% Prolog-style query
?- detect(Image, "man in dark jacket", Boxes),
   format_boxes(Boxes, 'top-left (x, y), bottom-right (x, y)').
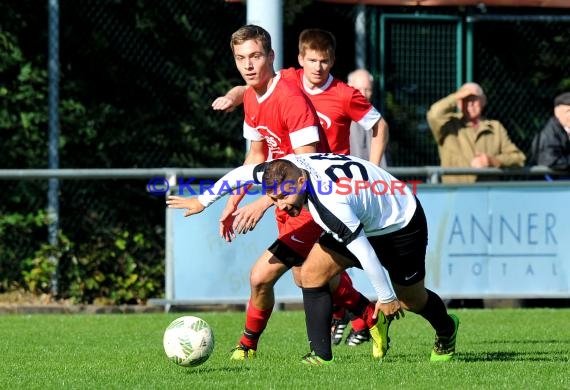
top-left (535, 92), bottom-right (570, 173)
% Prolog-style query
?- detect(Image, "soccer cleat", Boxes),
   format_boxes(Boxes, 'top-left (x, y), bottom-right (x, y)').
top-left (301, 352), bottom-right (334, 366)
top-left (369, 312), bottom-right (391, 360)
top-left (230, 344), bottom-right (256, 361)
top-left (345, 328), bottom-right (371, 346)
top-left (430, 313), bottom-right (460, 362)
top-left (331, 317), bottom-right (349, 345)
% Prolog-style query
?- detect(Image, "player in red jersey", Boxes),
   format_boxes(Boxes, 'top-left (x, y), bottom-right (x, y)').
top-left (201, 25), bottom-right (383, 361)
top-left (212, 28), bottom-right (389, 348)
top-left (213, 28), bottom-right (389, 165)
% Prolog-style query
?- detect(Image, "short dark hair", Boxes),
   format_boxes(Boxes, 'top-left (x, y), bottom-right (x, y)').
top-left (262, 159), bottom-right (302, 194)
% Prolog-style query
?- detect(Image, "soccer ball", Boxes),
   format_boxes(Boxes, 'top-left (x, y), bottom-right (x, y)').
top-left (163, 316), bottom-right (215, 367)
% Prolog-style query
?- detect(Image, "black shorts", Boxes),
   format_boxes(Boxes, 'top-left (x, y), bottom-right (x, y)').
top-left (318, 198), bottom-right (428, 286)
top-left (267, 239), bottom-right (306, 268)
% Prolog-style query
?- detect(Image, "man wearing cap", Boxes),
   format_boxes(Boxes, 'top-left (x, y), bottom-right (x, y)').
top-left (427, 82), bottom-right (526, 183)
top-left (534, 92), bottom-right (570, 173)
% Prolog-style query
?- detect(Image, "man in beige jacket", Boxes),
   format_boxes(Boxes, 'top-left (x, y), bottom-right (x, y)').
top-left (427, 82), bottom-right (526, 183)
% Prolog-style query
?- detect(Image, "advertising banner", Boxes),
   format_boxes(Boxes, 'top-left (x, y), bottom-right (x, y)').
top-left (168, 183), bottom-right (569, 303)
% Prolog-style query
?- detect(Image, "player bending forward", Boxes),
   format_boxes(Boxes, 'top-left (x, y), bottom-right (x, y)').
top-left (167, 153), bottom-right (459, 365)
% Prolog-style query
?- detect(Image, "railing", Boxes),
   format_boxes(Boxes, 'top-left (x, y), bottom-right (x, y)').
top-left (0, 166), bottom-right (564, 183)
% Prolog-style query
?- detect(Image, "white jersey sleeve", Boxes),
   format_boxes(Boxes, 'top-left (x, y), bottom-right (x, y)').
top-left (355, 106), bottom-right (382, 132)
top-left (243, 121), bottom-right (264, 141)
top-left (346, 233), bottom-right (396, 303)
top-left (197, 163), bottom-right (265, 207)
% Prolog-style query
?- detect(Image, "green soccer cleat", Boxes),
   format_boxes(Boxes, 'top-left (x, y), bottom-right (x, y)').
top-left (430, 313), bottom-right (460, 362)
top-left (369, 312), bottom-right (391, 360)
top-left (230, 344), bottom-right (256, 361)
top-left (301, 352), bottom-right (334, 366)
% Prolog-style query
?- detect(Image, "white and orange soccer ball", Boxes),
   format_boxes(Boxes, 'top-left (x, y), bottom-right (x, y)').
top-left (163, 316), bottom-right (215, 367)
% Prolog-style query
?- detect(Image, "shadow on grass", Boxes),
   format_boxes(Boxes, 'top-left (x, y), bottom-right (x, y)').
top-left (457, 351), bottom-right (570, 362)
top-left (387, 348), bottom-right (569, 363)
top-left (473, 339), bottom-right (570, 345)
top-left (181, 366), bottom-right (251, 375)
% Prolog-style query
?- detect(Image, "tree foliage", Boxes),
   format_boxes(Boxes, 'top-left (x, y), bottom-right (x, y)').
top-left (0, 0), bottom-right (249, 302)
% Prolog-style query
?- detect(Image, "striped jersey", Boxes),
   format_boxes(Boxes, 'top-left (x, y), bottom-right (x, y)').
top-left (198, 153), bottom-right (418, 302)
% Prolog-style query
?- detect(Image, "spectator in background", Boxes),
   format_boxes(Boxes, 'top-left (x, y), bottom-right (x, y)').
top-left (213, 30), bottom-right (389, 166)
top-left (533, 92), bottom-right (570, 174)
top-left (426, 82), bottom-right (526, 183)
top-left (348, 69), bottom-right (389, 168)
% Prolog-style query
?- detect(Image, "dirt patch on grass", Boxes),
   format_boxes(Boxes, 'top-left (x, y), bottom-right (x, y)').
top-left (0, 290), bottom-right (163, 314)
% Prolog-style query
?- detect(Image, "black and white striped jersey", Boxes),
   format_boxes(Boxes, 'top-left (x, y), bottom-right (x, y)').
top-left (283, 153), bottom-right (417, 244)
top-left (198, 153), bottom-right (418, 302)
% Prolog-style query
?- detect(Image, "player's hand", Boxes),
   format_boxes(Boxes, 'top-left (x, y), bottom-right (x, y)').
top-left (211, 96), bottom-right (236, 112)
top-left (232, 200), bottom-right (268, 235)
top-left (219, 203), bottom-right (237, 242)
top-left (166, 196), bottom-right (205, 217)
top-left (373, 299), bottom-right (405, 322)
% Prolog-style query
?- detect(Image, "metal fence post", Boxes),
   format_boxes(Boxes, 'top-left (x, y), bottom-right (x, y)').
top-left (164, 172), bottom-right (178, 313)
top-left (354, 4), bottom-right (366, 69)
top-left (48, 0), bottom-right (60, 296)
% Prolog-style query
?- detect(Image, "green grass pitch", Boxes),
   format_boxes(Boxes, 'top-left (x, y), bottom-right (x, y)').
top-left (0, 309), bottom-right (569, 389)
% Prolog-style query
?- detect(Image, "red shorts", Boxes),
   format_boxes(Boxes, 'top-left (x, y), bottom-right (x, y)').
top-left (274, 207), bottom-right (323, 259)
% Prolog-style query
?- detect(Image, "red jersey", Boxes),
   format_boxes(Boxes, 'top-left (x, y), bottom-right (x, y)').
top-left (280, 67), bottom-right (381, 154)
top-left (242, 72), bottom-right (329, 159)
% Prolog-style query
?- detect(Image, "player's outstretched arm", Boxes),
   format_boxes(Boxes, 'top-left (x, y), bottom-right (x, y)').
top-left (166, 196), bottom-right (206, 217)
top-left (211, 85), bottom-right (247, 112)
top-left (166, 161), bottom-right (260, 219)
top-left (219, 141), bottom-right (268, 242)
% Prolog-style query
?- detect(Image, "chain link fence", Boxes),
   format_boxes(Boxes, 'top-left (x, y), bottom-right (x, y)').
top-left (475, 15), bottom-right (570, 156)
top-left (379, 15), bottom-right (462, 167)
top-left (373, 8), bottom-right (570, 167)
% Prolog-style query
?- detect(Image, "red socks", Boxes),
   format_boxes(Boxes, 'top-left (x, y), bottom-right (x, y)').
top-left (332, 271), bottom-right (359, 308)
top-left (350, 317), bottom-right (367, 332)
top-left (239, 300), bottom-right (273, 350)
top-left (332, 271), bottom-right (376, 329)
